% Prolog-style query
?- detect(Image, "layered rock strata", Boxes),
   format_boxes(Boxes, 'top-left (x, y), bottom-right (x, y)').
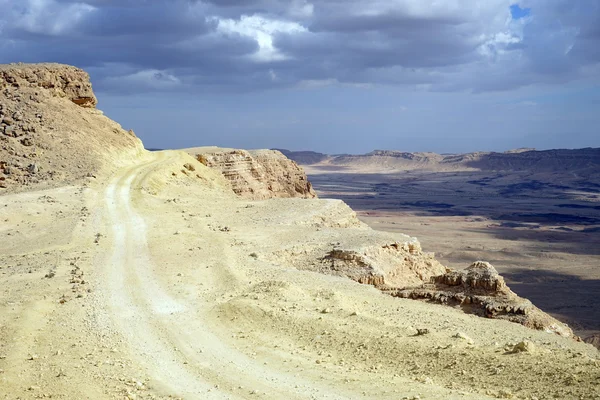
top-left (193, 148), bottom-right (316, 200)
top-left (271, 220), bottom-right (575, 337)
top-left (386, 261), bottom-right (574, 337)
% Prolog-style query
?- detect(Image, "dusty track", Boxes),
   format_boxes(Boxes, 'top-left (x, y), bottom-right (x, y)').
top-left (100, 151), bottom-right (356, 399)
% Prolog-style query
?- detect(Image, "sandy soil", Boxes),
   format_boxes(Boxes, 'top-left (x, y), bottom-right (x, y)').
top-left (1, 150), bottom-right (600, 399)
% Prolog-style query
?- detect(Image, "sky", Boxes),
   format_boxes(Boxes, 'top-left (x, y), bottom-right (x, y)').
top-left (0, 0), bottom-right (599, 154)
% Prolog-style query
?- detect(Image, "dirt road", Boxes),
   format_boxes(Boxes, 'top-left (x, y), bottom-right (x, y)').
top-left (100, 151), bottom-right (361, 399)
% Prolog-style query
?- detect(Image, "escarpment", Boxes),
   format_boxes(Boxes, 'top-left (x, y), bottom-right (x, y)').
top-left (0, 63), bottom-right (144, 192)
top-left (187, 147), bottom-right (316, 200)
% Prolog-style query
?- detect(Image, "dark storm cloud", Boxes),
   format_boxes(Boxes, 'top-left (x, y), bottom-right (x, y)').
top-left (0, 0), bottom-right (599, 93)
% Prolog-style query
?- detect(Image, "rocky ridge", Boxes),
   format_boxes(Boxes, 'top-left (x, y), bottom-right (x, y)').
top-left (262, 207), bottom-right (574, 338)
top-left (188, 147), bottom-right (316, 200)
top-left (0, 63), bottom-right (143, 192)
top-left (1, 63), bottom-right (97, 108)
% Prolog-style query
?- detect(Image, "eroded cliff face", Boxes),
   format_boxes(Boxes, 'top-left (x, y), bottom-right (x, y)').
top-left (389, 261), bottom-right (574, 337)
top-left (190, 147), bottom-right (317, 200)
top-left (0, 63), bottom-right (144, 192)
top-left (0, 63), bottom-right (97, 108)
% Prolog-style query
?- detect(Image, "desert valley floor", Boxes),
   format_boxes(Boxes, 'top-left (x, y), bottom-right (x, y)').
top-left (304, 163), bottom-right (600, 340)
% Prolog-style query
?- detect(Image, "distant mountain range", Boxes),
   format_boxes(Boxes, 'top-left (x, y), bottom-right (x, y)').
top-left (274, 147), bottom-right (600, 178)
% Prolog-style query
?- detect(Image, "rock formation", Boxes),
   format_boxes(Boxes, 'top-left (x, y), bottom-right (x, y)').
top-left (255, 197), bottom-right (576, 337)
top-left (325, 239), bottom-right (447, 288)
top-left (0, 63), bottom-right (97, 107)
top-left (387, 261), bottom-right (574, 337)
top-left (0, 63), bottom-right (143, 192)
top-left (189, 147), bottom-right (316, 200)
top-left (316, 242), bottom-right (573, 337)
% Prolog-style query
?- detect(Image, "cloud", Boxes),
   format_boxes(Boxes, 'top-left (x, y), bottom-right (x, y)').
top-left (212, 14), bottom-right (307, 62)
top-left (0, 0), bottom-right (598, 93)
top-left (11, 0), bottom-right (95, 36)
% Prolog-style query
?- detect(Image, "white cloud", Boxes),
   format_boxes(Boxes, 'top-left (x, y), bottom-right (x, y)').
top-left (212, 14), bottom-right (307, 62)
top-left (13, 0), bottom-right (95, 36)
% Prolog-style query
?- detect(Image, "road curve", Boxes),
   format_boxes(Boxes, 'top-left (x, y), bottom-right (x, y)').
top-left (101, 151), bottom-right (351, 399)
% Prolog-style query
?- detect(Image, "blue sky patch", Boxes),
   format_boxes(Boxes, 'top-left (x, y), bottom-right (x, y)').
top-left (510, 4), bottom-right (531, 19)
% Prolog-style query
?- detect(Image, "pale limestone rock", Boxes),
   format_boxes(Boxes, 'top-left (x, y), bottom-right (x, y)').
top-left (192, 148), bottom-right (316, 200)
top-left (0, 63), bottom-right (143, 193)
top-left (326, 239), bottom-right (447, 288)
top-left (512, 340), bottom-right (536, 353)
top-left (0, 63), bottom-right (97, 107)
top-left (390, 261), bottom-right (574, 338)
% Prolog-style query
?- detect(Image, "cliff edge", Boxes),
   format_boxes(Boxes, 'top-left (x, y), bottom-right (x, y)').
top-left (0, 63), bottom-right (144, 192)
top-left (187, 147), bottom-right (316, 200)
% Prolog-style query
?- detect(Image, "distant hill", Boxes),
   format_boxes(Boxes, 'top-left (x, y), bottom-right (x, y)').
top-left (272, 149), bottom-right (329, 165)
top-left (282, 147), bottom-right (600, 180)
top-left (460, 148), bottom-right (600, 175)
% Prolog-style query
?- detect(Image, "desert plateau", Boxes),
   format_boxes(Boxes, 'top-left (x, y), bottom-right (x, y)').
top-left (1, 63), bottom-right (599, 400)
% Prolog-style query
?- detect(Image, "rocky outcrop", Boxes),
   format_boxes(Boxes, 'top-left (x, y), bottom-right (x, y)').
top-left (274, 234), bottom-right (571, 337)
top-left (192, 148), bottom-right (316, 200)
top-left (433, 261), bottom-right (505, 291)
top-left (387, 262), bottom-right (574, 337)
top-left (0, 63), bottom-right (97, 108)
top-left (0, 63), bottom-right (143, 192)
top-left (326, 239), bottom-right (447, 288)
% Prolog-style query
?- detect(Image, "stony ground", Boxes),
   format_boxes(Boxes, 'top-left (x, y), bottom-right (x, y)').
top-left (1, 149), bottom-right (599, 400)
